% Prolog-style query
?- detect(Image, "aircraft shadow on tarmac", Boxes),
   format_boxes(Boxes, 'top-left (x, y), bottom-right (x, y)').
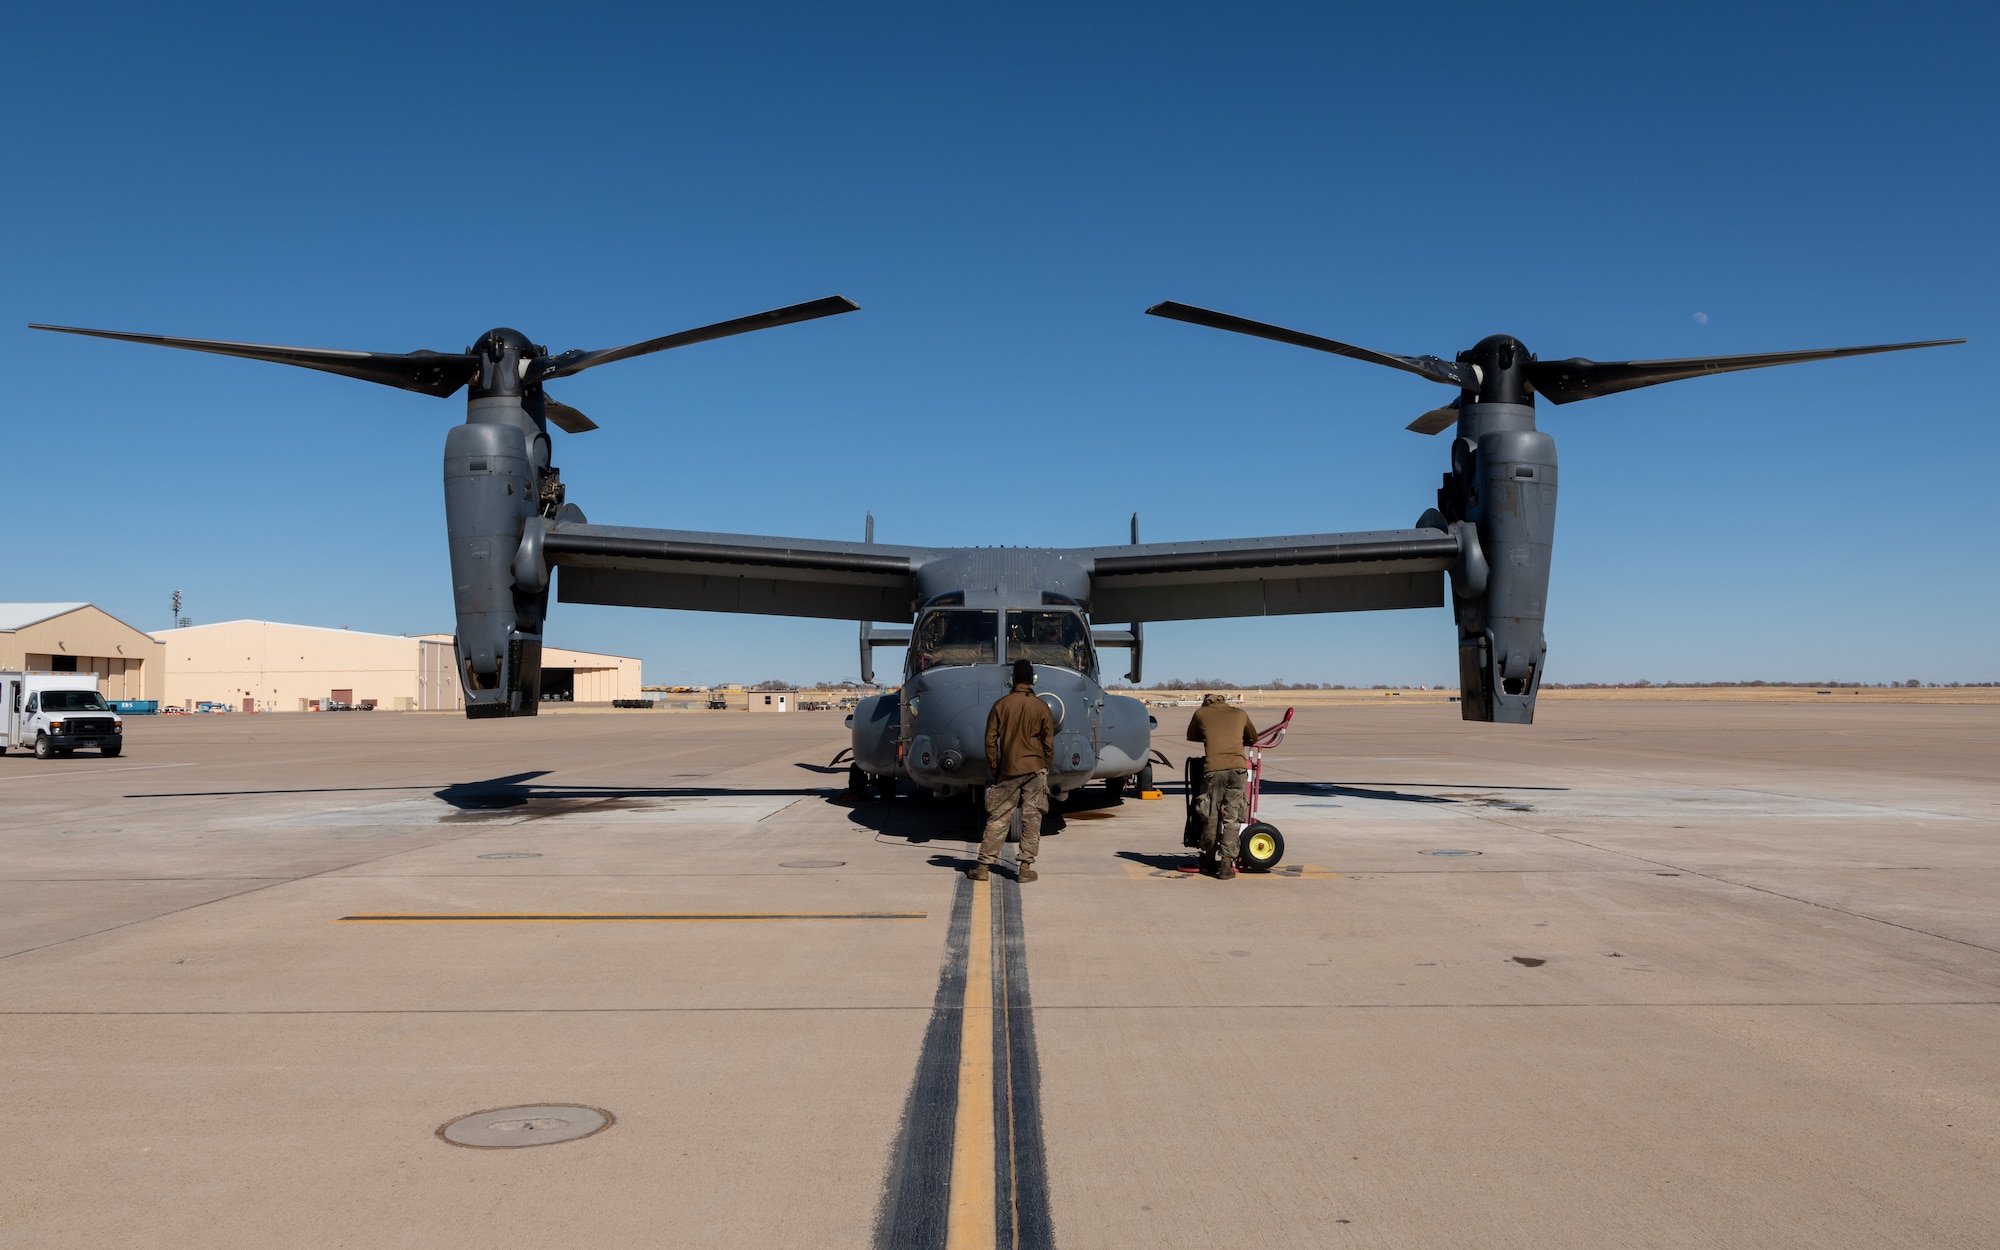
top-left (129, 769), bottom-right (840, 807)
top-left (432, 771), bottom-right (838, 819)
top-left (837, 785), bottom-right (1140, 845)
top-left (1259, 780), bottom-right (1570, 804)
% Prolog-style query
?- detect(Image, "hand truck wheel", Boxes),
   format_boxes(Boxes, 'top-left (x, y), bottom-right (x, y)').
top-left (1238, 822), bottom-right (1284, 872)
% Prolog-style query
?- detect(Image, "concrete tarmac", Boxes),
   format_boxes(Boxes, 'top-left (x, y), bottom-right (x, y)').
top-left (2, 702), bottom-right (1995, 1247)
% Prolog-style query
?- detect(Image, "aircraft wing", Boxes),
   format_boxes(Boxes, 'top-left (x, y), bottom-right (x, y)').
top-left (1078, 528), bottom-right (1460, 622)
top-left (547, 523), bottom-right (923, 622)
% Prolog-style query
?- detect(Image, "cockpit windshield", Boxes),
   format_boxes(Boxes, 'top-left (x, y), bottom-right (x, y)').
top-left (1005, 610), bottom-right (1094, 675)
top-left (911, 609), bottom-right (998, 671)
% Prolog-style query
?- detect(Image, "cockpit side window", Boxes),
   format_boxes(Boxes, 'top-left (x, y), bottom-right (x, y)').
top-left (1004, 610), bottom-right (1095, 676)
top-left (911, 609), bottom-right (998, 672)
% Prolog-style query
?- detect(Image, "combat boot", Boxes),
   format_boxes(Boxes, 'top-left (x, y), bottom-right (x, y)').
top-left (967, 864), bottom-right (989, 881)
top-left (1016, 865), bottom-right (1038, 883)
top-left (1215, 862), bottom-right (1237, 880)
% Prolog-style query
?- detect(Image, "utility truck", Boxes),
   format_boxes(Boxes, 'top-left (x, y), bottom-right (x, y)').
top-left (0, 672), bottom-right (124, 758)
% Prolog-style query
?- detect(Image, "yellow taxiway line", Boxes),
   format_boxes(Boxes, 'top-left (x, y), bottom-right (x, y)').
top-left (945, 877), bottom-right (996, 1250)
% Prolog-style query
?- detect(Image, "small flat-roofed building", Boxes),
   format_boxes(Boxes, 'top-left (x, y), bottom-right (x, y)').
top-left (0, 603), bottom-right (165, 701)
top-left (747, 688), bottom-right (797, 712)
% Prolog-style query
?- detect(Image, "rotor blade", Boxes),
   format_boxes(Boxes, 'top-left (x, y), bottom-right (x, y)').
top-left (27, 324), bottom-right (478, 398)
top-left (533, 295), bottom-right (861, 382)
top-left (543, 396), bottom-right (598, 434)
top-left (1526, 338), bottom-right (1965, 405)
top-left (1146, 301), bottom-right (1475, 389)
top-left (1407, 399), bottom-right (1460, 435)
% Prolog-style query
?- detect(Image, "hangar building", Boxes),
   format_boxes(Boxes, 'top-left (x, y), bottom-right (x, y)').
top-left (0, 603), bottom-right (165, 702)
top-left (413, 635), bottom-right (641, 704)
top-left (153, 621), bottom-right (639, 711)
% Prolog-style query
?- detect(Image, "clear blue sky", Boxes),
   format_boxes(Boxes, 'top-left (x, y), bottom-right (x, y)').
top-left (6, 2), bottom-right (1993, 686)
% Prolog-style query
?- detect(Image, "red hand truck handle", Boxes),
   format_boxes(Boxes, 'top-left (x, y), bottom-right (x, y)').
top-left (1251, 706), bottom-right (1294, 750)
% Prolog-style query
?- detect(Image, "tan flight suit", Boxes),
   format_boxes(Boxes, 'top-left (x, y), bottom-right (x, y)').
top-left (1186, 701), bottom-right (1257, 869)
top-left (981, 683), bottom-right (1055, 867)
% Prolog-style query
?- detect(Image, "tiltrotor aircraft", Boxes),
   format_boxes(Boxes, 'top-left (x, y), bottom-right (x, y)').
top-left (32, 302), bottom-right (1959, 809)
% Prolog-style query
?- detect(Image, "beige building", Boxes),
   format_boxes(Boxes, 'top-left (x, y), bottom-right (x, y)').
top-left (156, 622), bottom-right (638, 711)
top-left (746, 688), bottom-right (798, 712)
top-left (541, 645), bottom-right (643, 703)
top-left (155, 621), bottom-right (457, 711)
top-left (0, 604), bottom-right (165, 701)
top-left (413, 636), bottom-right (641, 704)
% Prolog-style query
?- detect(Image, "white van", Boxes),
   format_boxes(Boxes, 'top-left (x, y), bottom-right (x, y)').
top-left (0, 672), bottom-right (125, 758)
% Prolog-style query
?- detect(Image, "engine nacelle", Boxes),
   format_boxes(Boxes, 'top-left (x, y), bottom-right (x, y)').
top-left (1441, 403), bottom-right (1558, 724)
top-left (443, 399), bottom-right (550, 718)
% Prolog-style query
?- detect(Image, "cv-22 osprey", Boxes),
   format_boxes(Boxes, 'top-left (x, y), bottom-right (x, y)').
top-left (32, 301), bottom-right (1958, 806)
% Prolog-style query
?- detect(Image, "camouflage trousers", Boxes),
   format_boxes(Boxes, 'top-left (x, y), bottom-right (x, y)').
top-left (1197, 767), bottom-right (1249, 863)
top-left (980, 770), bottom-right (1048, 867)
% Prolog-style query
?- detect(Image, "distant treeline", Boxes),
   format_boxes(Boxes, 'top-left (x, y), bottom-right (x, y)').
top-left (1542, 680), bottom-right (2000, 689)
top-left (1118, 679), bottom-right (1418, 691)
top-left (1101, 678), bottom-right (2000, 691)
top-left (740, 676), bottom-right (1999, 692)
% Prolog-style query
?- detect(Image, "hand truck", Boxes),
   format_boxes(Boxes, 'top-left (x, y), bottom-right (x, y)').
top-left (1181, 705), bottom-right (1294, 872)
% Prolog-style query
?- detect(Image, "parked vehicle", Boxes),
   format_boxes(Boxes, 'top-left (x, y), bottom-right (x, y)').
top-left (0, 672), bottom-right (125, 758)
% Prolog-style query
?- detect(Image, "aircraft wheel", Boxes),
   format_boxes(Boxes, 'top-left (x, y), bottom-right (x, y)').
top-left (1239, 822), bottom-right (1284, 872)
top-left (1102, 775), bottom-right (1125, 804)
top-left (1007, 807), bottom-right (1023, 843)
top-left (847, 764), bottom-right (866, 796)
top-left (1136, 763), bottom-right (1154, 794)
top-left (874, 773), bottom-right (897, 801)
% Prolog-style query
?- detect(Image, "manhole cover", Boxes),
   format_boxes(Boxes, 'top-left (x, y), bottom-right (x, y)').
top-left (477, 852), bottom-right (541, 860)
top-left (438, 1104), bottom-right (612, 1148)
top-left (1419, 849), bottom-right (1481, 857)
top-left (781, 860), bottom-right (846, 868)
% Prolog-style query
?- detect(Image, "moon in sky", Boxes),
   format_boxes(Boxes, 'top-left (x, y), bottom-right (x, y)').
top-left (1692, 311), bottom-right (1709, 325)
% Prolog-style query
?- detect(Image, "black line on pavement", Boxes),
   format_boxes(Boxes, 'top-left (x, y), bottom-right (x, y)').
top-left (996, 854), bottom-right (1056, 1249)
top-left (874, 872), bottom-right (973, 1248)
